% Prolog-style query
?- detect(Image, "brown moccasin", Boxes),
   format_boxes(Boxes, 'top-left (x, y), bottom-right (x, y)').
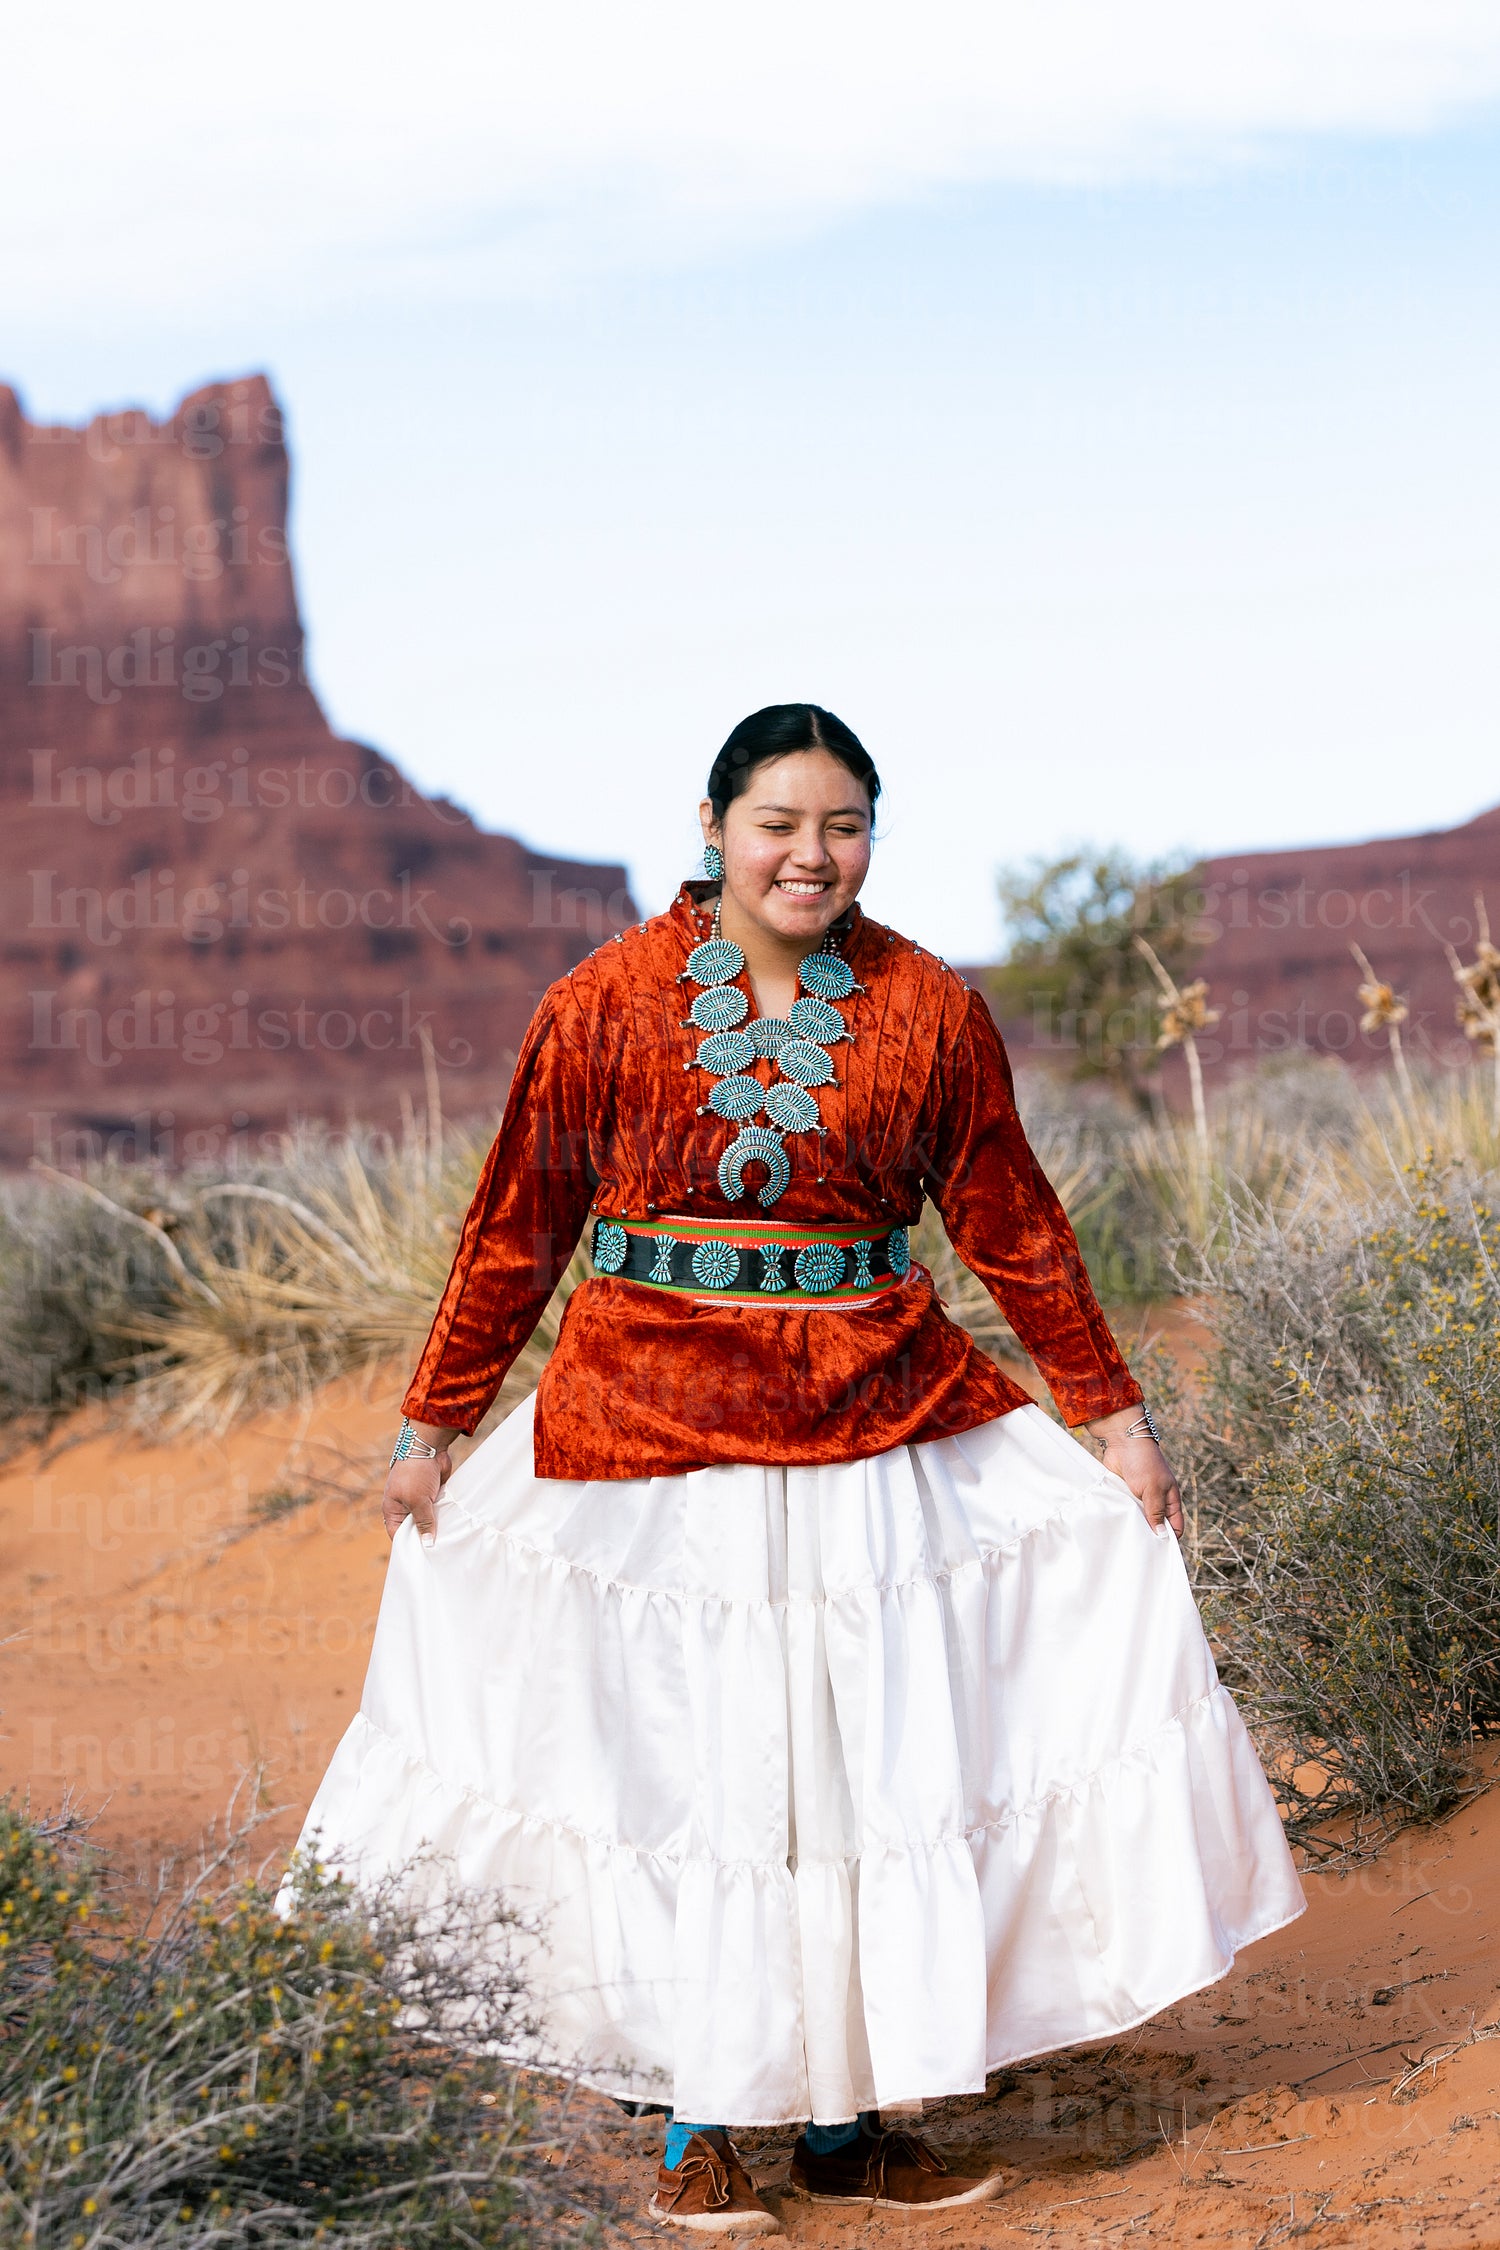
top-left (789, 2123), bottom-right (1010, 2209)
top-left (647, 2128), bottom-right (782, 2233)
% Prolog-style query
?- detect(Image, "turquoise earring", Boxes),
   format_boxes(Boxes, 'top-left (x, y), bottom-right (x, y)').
top-left (702, 842), bottom-right (724, 881)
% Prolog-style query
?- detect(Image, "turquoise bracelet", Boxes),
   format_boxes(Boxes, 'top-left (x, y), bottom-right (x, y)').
top-left (389, 1418), bottom-right (440, 1468)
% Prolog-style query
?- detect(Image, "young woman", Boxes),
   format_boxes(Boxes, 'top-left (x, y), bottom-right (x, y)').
top-left (289, 705), bottom-right (1303, 2232)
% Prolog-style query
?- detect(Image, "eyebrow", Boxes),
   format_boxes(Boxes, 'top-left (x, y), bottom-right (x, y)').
top-left (752, 802), bottom-right (870, 818)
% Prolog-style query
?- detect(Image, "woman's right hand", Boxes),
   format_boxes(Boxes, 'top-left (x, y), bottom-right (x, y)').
top-left (382, 1441), bottom-right (455, 1545)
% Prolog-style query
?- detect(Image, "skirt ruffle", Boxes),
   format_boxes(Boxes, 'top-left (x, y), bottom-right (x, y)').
top-left (287, 1397), bottom-right (1304, 2125)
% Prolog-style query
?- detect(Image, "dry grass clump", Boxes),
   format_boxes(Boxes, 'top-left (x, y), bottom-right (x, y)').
top-left (1351, 1066), bottom-right (1500, 1181)
top-left (0, 1797), bottom-right (606, 2247)
top-left (1171, 1167), bottom-right (1500, 1854)
top-left (0, 1120), bottom-right (586, 1441)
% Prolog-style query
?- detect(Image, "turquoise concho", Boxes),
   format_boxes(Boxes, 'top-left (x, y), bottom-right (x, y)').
top-left (776, 1038), bottom-right (837, 1089)
top-left (690, 984), bottom-right (750, 1032)
top-left (799, 953), bottom-right (856, 1001)
top-left (788, 995), bottom-right (844, 1043)
top-left (794, 1241), bottom-right (846, 1293)
top-left (887, 1225), bottom-right (910, 1277)
top-left (764, 1082), bottom-right (819, 1133)
top-left (707, 1073), bottom-right (765, 1122)
top-left (592, 1219), bottom-right (628, 1273)
top-left (695, 1028), bottom-right (756, 1075)
top-left (685, 936), bottom-right (746, 985)
top-left (746, 1016), bottom-right (792, 1058)
top-left (691, 1240), bottom-right (741, 1289)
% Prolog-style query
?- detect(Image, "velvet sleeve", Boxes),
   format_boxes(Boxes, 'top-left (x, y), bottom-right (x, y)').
top-left (922, 990), bottom-right (1143, 1427)
top-left (401, 990), bottom-right (593, 1434)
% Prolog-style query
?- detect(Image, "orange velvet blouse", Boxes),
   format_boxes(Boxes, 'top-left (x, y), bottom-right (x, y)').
top-left (402, 887), bottom-right (1142, 1479)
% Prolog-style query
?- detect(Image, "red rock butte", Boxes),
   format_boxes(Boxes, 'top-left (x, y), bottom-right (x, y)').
top-left (993, 801), bottom-right (1500, 1088)
top-left (0, 374), bottom-right (636, 1166)
top-left (1185, 809), bottom-right (1500, 1079)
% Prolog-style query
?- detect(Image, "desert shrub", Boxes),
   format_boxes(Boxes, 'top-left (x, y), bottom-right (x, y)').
top-left (1240, 1054), bottom-right (1367, 1146)
top-left (0, 1176), bottom-right (180, 1441)
top-left (1175, 1170), bottom-right (1500, 1851)
top-left (0, 1800), bottom-right (604, 2248)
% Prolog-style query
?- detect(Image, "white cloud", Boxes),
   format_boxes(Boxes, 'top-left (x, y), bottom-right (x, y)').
top-left (6, 1), bottom-right (1500, 316)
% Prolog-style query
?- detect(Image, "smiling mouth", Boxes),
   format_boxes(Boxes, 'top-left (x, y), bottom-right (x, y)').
top-left (775, 879), bottom-right (831, 897)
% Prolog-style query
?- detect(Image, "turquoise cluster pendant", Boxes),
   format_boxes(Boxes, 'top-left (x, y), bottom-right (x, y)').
top-left (682, 931), bottom-right (858, 1207)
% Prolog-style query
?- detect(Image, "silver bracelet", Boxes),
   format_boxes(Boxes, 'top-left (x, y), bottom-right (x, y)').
top-left (1121, 1404), bottom-right (1162, 1443)
top-left (389, 1417), bottom-right (440, 1467)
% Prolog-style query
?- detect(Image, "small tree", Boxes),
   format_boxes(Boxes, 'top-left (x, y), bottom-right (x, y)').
top-left (988, 852), bottom-right (1207, 1108)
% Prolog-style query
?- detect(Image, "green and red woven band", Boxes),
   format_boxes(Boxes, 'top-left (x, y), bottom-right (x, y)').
top-left (589, 1213), bottom-right (911, 1302)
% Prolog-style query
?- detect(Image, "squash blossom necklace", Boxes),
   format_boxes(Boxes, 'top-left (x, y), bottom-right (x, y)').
top-left (680, 896), bottom-right (860, 1207)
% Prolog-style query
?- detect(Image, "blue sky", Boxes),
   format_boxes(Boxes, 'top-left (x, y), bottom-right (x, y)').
top-left (5, 5), bottom-right (1499, 956)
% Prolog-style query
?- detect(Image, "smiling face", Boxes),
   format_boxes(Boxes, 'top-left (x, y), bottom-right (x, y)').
top-left (700, 748), bottom-right (874, 953)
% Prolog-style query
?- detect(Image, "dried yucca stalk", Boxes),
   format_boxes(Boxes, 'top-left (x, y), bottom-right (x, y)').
top-left (1439, 894), bottom-right (1500, 1125)
top-left (1349, 941), bottom-right (1414, 1104)
top-left (1133, 936), bottom-right (1220, 1158)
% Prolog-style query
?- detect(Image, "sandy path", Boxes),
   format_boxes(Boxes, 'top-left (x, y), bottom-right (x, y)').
top-left (4, 1379), bottom-right (1500, 2244)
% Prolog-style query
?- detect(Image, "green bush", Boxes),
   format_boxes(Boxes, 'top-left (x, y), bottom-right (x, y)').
top-left (1176, 1172), bottom-right (1500, 1852)
top-left (0, 1802), bottom-right (606, 2247)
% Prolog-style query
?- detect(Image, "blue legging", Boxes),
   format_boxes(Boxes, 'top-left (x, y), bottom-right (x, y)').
top-left (664, 2114), bottom-right (874, 2168)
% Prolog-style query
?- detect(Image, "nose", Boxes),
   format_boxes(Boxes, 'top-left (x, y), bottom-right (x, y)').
top-left (788, 827), bottom-right (834, 868)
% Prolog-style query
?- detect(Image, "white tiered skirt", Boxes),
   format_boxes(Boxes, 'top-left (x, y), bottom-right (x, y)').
top-left (289, 1395), bottom-right (1304, 2125)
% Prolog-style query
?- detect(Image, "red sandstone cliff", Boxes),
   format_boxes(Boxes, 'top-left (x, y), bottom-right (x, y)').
top-left (1186, 806), bottom-right (1499, 1076)
top-left (0, 374), bottom-right (635, 1165)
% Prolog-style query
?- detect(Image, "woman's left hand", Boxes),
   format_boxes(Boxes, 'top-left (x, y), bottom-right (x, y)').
top-left (1085, 1410), bottom-right (1185, 1538)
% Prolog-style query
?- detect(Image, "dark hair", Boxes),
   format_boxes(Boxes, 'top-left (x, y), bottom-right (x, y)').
top-left (706, 703), bottom-right (881, 822)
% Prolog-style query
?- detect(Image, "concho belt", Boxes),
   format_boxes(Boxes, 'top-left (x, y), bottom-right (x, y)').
top-left (589, 1213), bottom-right (911, 1302)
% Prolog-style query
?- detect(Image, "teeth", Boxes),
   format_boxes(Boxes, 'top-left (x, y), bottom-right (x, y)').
top-left (778, 881), bottom-right (828, 894)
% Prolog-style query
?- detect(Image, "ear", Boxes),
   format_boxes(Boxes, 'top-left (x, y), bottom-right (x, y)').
top-left (698, 798), bottom-right (719, 847)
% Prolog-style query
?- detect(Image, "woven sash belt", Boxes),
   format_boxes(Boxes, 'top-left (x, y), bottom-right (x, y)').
top-left (589, 1214), bottom-right (912, 1302)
